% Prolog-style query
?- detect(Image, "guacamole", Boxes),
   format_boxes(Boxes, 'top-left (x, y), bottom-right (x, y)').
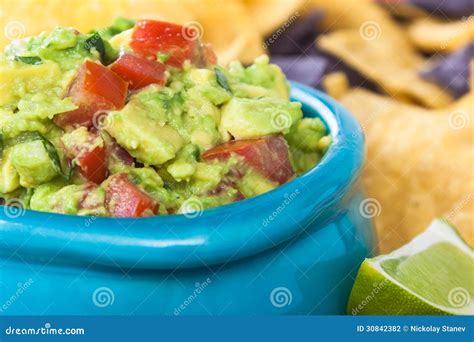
top-left (0, 19), bottom-right (330, 217)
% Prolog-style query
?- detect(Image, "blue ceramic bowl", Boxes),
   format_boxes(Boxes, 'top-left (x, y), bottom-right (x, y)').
top-left (0, 83), bottom-right (376, 315)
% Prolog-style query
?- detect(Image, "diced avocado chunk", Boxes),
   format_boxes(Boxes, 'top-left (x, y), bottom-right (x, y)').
top-left (167, 159), bottom-right (197, 181)
top-left (31, 181), bottom-right (107, 216)
top-left (184, 68), bottom-right (231, 105)
top-left (285, 117), bottom-right (331, 174)
top-left (128, 167), bottom-right (164, 189)
top-left (288, 146), bottom-right (321, 175)
top-left (185, 68), bottom-right (215, 86)
top-left (17, 93), bottom-right (76, 120)
top-left (0, 148), bottom-right (20, 193)
top-left (285, 118), bottom-right (327, 151)
top-left (219, 97), bottom-right (302, 139)
top-left (228, 55), bottom-right (289, 99)
top-left (105, 89), bottom-right (184, 165)
top-left (10, 139), bottom-right (59, 187)
top-left (237, 170), bottom-right (277, 198)
top-left (29, 179), bottom-right (65, 211)
top-left (0, 59), bottom-right (63, 106)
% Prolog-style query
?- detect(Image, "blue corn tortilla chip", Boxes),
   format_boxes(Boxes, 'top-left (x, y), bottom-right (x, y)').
top-left (271, 55), bottom-right (328, 88)
top-left (410, 0), bottom-right (474, 19)
top-left (420, 43), bottom-right (473, 98)
top-left (265, 11), bottom-right (324, 55)
top-left (267, 9), bottom-right (380, 93)
top-left (271, 52), bottom-right (379, 92)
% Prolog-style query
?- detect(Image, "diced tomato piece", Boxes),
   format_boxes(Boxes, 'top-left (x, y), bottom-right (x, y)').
top-left (130, 20), bottom-right (199, 68)
top-left (61, 130), bottom-right (108, 184)
top-left (105, 173), bottom-right (158, 217)
top-left (110, 53), bottom-right (166, 89)
top-left (202, 135), bottom-right (294, 184)
top-left (76, 145), bottom-right (108, 184)
top-left (54, 60), bottom-right (128, 128)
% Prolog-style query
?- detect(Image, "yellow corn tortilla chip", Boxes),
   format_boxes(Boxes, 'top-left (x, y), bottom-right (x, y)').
top-left (243, 0), bottom-right (303, 35)
top-left (318, 29), bottom-right (453, 108)
top-left (340, 88), bottom-right (473, 253)
top-left (177, 0), bottom-right (264, 65)
top-left (408, 17), bottom-right (474, 54)
top-left (308, 0), bottom-right (402, 34)
top-left (0, 0), bottom-right (194, 49)
top-left (322, 72), bottom-right (349, 99)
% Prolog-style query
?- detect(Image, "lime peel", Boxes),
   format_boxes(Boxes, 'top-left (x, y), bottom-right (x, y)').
top-left (347, 219), bottom-right (473, 315)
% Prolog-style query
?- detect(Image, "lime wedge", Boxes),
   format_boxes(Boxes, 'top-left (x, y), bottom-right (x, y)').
top-left (347, 219), bottom-right (473, 315)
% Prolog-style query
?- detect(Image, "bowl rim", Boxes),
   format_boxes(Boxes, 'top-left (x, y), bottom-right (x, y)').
top-left (0, 82), bottom-right (365, 269)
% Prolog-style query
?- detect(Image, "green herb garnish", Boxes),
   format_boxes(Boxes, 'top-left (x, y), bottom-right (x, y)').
top-left (84, 33), bottom-right (106, 59)
top-left (215, 67), bottom-right (232, 93)
top-left (84, 33), bottom-right (119, 65)
top-left (14, 56), bottom-right (43, 65)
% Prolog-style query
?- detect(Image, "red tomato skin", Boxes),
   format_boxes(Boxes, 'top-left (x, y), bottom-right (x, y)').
top-left (54, 61), bottom-right (128, 128)
top-left (76, 145), bottom-right (108, 184)
top-left (202, 135), bottom-right (294, 184)
top-left (110, 53), bottom-right (166, 89)
top-left (105, 174), bottom-right (159, 217)
top-left (130, 20), bottom-right (199, 68)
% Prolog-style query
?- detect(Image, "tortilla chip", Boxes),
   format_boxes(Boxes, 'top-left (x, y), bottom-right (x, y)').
top-left (180, 0), bottom-right (264, 65)
top-left (340, 88), bottom-right (473, 253)
top-left (322, 72), bottom-right (349, 99)
top-left (408, 17), bottom-right (474, 54)
top-left (0, 0), bottom-right (194, 49)
top-left (376, 1), bottom-right (428, 20)
top-left (243, 0), bottom-right (304, 35)
top-left (309, 0), bottom-right (403, 34)
top-left (420, 43), bottom-right (473, 98)
top-left (318, 29), bottom-right (453, 108)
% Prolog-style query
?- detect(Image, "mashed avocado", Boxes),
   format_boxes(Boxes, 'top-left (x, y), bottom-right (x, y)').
top-left (0, 19), bottom-right (331, 217)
